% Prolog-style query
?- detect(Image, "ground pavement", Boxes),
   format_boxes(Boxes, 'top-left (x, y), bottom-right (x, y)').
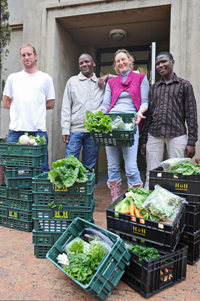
top-left (0, 184), bottom-right (199, 300)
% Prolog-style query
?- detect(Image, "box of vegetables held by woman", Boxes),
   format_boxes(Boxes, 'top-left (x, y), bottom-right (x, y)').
top-left (46, 217), bottom-right (131, 301)
top-left (0, 133), bottom-right (47, 167)
top-left (107, 185), bottom-right (187, 253)
top-left (149, 158), bottom-right (200, 195)
top-left (84, 111), bottom-right (137, 147)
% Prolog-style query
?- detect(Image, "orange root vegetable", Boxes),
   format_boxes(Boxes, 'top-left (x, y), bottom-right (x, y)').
top-left (129, 204), bottom-right (136, 221)
top-left (135, 208), bottom-right (145, 224)
top-left (123, 209), bottom-right (130, 214)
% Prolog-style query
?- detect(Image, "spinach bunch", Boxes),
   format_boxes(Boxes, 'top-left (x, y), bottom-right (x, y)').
top-left (48, 155), bottom-right (88, 188)
top-left (125, 243), bottom-right (161, 261)
top-left (169, 163), bottom-right (200, 176)
top-left (63, 240), bottom-right (106, 285)
top-left (83, 111), bottom-right (112, 133)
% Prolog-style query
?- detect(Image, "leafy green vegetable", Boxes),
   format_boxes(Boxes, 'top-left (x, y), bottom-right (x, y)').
top-left (48, 155), bottom-right (88, 188)
top-left (83, 111), bottom-right (112, 133)
top-left (115, 188), bottom-right (151, 217)
top-left (169, 163), bottom-right (200, 176)
top-left (63, 240), bottom-right (106, 285)
top-left (48, 201), bottom-right (62, 210)
top-left (125, 243), bottom-right (161, 261)
top-left (17, 132), bottom-right (46, 145)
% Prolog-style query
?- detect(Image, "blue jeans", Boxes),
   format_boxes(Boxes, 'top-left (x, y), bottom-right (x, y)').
top-left (6, 130), bottom-right (49, 172)
top-left (65, 133), bottom-right (99, 172)
top-left (105, 127), bottom-right (141, 185)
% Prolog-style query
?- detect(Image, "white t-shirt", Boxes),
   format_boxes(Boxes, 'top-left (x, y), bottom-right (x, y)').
top-left (3, 70), bottom-right (55, 131)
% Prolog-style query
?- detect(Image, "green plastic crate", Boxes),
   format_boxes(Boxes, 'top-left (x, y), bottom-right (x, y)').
top-left (0, 196), bottom-right (33, 211)
top-left (33, 191), bottom-right (94, 207)
top-left (33, 218), bottom-right (75, 232)
top-left (0, 142), bottom-right (47, 156)
top-left (5, 177), bottom-right (33, 189)
top-left (46, 217), bottom-right (131, 300)
top-left (0, 216), bottom-right (33, 232)
top-left (91, 113), bottom-right (137, 147)
top-left (32, 198), bottom-right (95, 221)
top-left (8, 188), bottom-right (32, 201)
top-left (32, 172), bottom-right (95, 195)
top-left (0, 184), bottom-right (7, 197)
top-left (0, 154), bottom-right (45, 167)
top-left (0, 206), bottom-right (32, 221)
top-left (34, 245), bottom-right (52, 258)
top-left (4, 166), bottom-right (41, 178)
top-left (32, 229), bottom-right (63, 246)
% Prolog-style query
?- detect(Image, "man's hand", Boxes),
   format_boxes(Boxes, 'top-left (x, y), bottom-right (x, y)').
top-left (98, 74), bottom-right (109, 89)
top-left (141, 144), bottom-right (146, 157)
top-left (185, 145), bottom-right (195, 158)
top-left (62, 135), bottom-right (69, 143)
top-left (2, 95), bottom-right (11, 109)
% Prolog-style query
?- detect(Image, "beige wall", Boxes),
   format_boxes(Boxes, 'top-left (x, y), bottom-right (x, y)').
top-left (1, 0), bottom-right (200, 167)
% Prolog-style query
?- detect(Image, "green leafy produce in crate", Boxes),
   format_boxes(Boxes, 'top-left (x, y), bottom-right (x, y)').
top-left (17, 132), bottom-right (46, 145)
top-left (84, 111), bottom-right (112, 133)
top-left (47, 155), bottom-right (90, 188)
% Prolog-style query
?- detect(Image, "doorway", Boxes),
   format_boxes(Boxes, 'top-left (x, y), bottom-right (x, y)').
top-left (95, 45), bottom-right (152, 185)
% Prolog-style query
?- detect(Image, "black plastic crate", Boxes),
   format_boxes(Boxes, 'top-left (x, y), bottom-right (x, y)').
top-left (184, 203), bottom-right (200, 234)
top-left (180, 231), bottom-right (200, 265)
top-left (149, 166), bottom-right (200, 195)
top-left (91, 113), bottom-right (137, 147)
top-left (106, 192), bottom-right (186, 253)
top-left (32, 172), bottom-right (95, 195)
top-left (0, 206), bottom-right (32, 221)
top-left (0, 216), bottom-right (33, 232)
top-left (121, 238), bottom-right (187, 298)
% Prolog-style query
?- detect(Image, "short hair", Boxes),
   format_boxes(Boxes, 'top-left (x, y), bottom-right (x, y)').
top-left (78, 53), bottom-right (94, 63)
top-left (113, 49), bottom-right (134, 74)
top-left (19, 42), bottom-right (37, 56)
top-left (156, 51), bottom-right (173, 60)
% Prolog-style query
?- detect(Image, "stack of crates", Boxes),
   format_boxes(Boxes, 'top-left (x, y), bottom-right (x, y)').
top-left (0, 142), bottom-right (46, 232)
top-left (150, 167), bottom-right (200, 265)
top-left (106, 189), bottom-right (188, 298)
top-left (31, 172), bottom-right (95, 258)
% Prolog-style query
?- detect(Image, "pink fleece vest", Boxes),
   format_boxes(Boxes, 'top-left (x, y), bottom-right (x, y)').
top-left (107, 71), bottom-right (145, 112)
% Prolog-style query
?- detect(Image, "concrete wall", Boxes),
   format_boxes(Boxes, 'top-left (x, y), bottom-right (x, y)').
top-left (1, 0), bottom-right (200, 167)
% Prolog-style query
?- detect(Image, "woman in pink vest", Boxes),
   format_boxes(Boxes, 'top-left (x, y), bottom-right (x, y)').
top-left (96, 49), bottom-right (149, 203)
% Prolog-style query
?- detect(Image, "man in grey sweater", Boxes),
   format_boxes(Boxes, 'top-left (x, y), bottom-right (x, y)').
top-left (61, 53), bottom-right (106, 172)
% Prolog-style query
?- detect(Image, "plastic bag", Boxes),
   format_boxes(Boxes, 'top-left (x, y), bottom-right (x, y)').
top-left (160, 158), bottom-right (190, 172)
top-left (64, 237), bottom-right (90, 254)
top-left (111, 116), bottom-right (126, 130)
top-left (142, 185), bottom-right (187, 222)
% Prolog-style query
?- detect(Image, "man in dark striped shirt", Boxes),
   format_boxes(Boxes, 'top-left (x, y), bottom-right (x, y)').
top-left (141, 51), bottom-right (198, 188)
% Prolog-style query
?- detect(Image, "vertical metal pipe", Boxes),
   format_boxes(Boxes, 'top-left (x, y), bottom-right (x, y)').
top-left (151, 42), bottom-right (156, 85)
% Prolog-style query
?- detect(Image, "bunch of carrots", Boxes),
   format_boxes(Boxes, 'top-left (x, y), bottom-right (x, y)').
top-left (123, 204), bottom-right (145, 224)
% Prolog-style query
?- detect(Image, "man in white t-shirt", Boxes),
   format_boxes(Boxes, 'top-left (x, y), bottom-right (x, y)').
top-left (2, 42), bottom-right (55, 172)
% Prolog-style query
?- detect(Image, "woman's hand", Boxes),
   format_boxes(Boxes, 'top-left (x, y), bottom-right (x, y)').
top-left (135, 111), bottom-right (146, 125)
top-left (93, 108), bottom-right (105, 114)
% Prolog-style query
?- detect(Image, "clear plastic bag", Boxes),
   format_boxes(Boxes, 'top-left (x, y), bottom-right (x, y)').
top-left (64, 237), bottom-right (90, 254)
top-left (142, 185), bottom-right (187, 222)
top-left (111, 116), bottom-right (126, 130)
top-left (160, 158), bottom-right (190, 172)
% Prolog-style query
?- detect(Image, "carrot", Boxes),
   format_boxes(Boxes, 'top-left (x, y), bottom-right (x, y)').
top-left (135, 208), bottom-right (145, 224)
top-left (129, 204), bottom-right (136, 221)
top-left (123, 209), bottom-right (130, 214)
